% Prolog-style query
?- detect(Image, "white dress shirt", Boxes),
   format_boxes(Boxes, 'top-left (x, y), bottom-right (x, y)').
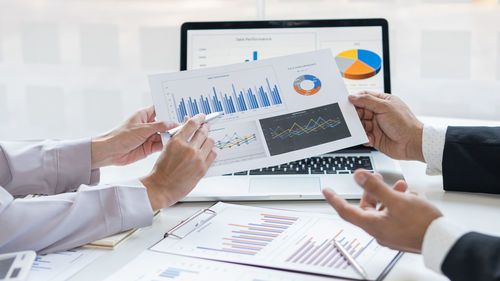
top-left (421, 125), bottom-right (470, 274)
top-left (0, 139), bottom-right (154, 254)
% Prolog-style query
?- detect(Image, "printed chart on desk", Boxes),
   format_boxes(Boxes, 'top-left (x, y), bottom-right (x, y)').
top-left (150, 50), bottom-right (367, 176)
top-left (105, 251), bottom-right (343, 281)
top-left (151, 202), bottom-right (400, 280)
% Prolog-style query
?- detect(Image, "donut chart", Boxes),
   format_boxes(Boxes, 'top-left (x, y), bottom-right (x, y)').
top-left (335, 49), bottom-right (381, 80)
top-left (293, 74), bottom-right (322, 96)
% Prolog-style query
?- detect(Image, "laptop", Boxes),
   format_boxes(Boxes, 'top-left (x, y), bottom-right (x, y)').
top-left (179, 19), bottom-right (404, 201)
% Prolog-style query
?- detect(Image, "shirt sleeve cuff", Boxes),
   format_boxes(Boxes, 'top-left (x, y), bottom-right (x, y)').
top-left (57, 138), bottom-right (100, 192)
top-left (422, 217), bottom-right (469, 274)
top-left (422, 125), bottom-right (447, 175)
top-left (115, 185), bottom-right (154, 230)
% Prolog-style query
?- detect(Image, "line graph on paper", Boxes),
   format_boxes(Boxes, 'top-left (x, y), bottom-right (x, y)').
top-left (259, 103), bottom-right (352, 156)
top-left (269, 117), bottom-right (342, 140)
top-left (214, 132), bottom-right (257, 150)
top-left (209, 121), bottom-right (266, 166)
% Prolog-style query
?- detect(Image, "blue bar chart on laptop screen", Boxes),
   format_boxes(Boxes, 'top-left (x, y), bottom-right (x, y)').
top-left (161, 66), bottom-right (285, 123)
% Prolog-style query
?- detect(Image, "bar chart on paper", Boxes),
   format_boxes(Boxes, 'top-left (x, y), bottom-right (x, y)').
top-left (162, 66), bottom-right (284, 123)
top-left (104, 251), bottom-right (340, 281)
top-left (28, 248), bottom-right (105, 281)
top-left (196, 213), bottom-right (298, 256)
top-left (151, 202), bottom-right (400, 280)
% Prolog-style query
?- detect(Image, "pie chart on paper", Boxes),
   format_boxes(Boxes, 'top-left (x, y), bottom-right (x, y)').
top-left (335, 49), bottom-right (382, 80)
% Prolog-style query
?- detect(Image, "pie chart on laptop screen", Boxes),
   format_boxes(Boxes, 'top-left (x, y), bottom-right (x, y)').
top-left (335, 49), bottom-right (382, 80)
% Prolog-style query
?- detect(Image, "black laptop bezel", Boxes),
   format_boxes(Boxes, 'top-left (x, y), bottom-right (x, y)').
top-left (180, 19), bottom-right (391, 152)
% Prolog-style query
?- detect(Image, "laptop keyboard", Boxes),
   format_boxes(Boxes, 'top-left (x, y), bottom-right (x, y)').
top-left (223, 156), bottom-right (373, 176)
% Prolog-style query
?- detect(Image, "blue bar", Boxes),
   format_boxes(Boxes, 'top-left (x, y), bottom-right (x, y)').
top-left (253, 51), bottom-right (258, 61)
top-left (232, 235), bottom-right (270, 242)
top-left (228, 96), bottom-right (236, 113)
top-left (229, 240), bottom-right (266, 246)
top-left (193, 99), bottom-right (199, 115)
top-left (222, 95), bottom-right (229, 114)
top-left (232, 231), bottom-right (276, 237)
top-left (263, 215), bottom-right (297, 221)
top-left (266, 78), bottom-right (276, 105)
top-left (248, 223), bottom-right (287, 229)
top-left (231, 245), bottom-right (262, 251)
top-left (263, 220), bottom-right (292, 225)
top-left (231, 84), bottom-right (240, 111)
top-left (196, 246), bottom-right (256, 255)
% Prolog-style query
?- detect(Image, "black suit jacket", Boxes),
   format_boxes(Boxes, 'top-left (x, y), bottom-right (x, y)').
top-left (439, 126), bottom-right (500, 281)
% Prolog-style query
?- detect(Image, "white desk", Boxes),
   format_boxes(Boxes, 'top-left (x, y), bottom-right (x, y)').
top-left (69, 116), bottom-right (500, 281)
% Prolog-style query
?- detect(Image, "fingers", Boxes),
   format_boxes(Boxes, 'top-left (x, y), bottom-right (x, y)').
top-left (176, 114), bottom-right (206, 140)
top-left (392, 180), bottom-right (408, 193)
top-left (206, 150), bottom-right (217, 166)
top-left (190, 123), bottom-right (210, 148)
top-left (348, 92), bottom-right (391, 113)
top-left (353, 170), bottom-right (400, 208)
top-left (144, 105), bottom-right (156, 121)
top-left (360, 173), bottom-right (383, 210)
top-left (199, 137), bottom-right (215, 158)
top-left (360, 190), bottom-right (378, 210)
top-left (322, 188), bottom-right (375, 228)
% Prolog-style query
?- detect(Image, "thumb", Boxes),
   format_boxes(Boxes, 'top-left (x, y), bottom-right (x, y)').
top-left (353, 169), bottom-right (400, 208)
top-left (349, 92), bottom-right (391, 113)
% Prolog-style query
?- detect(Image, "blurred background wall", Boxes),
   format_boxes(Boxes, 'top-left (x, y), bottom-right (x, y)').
top-left (0, 0), bottom-right (499, 140)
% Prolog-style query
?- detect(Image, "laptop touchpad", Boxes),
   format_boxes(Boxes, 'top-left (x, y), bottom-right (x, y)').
top-left (249, 177), bottom-right (320, 194)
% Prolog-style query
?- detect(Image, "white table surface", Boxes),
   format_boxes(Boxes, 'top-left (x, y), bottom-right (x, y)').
top-left (69, 116), bottom-right (500, 281)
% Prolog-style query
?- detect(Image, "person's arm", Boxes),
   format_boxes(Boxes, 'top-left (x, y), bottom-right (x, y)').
top-left (0, 106), bottom-right (172, 197)
top-left (323, 170), bottom-right (500, 281)
top-left (441, 231), bottom-right (500, 281)
top-left (422, 217), bottom-right (500, 281)
top-left (442, 126), bottom-right (500, 194)
top-left (0, 183), bottom-right (153, 254)
top-left (0, 139), bottom-right (100, 196)
top-left (0, 113), bottom-right (216, 254)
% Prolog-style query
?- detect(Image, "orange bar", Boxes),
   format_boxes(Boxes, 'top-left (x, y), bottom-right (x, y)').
top-left (310, 241), bottom-right (332, 265)
top-left (239, 235), bottom-right (273, 241)
top-left (229, 224), bottom-right (283, 233)
top-left (222, 243), bottom-right (262, 250)
top-left (261, 213), bottom-right (298, 220)
top-left (223, 238), bottom-right (267, 246)
top-left (286, 237), bottom-right (312, 262)
top-left (261, 223), bottom-right (289, 228)
top-left (222, 248), bottom-right (257, 255)
top-left (236, 230), bottom-right (278, 237)
top-left (260, 218), bottom-right (293, 224)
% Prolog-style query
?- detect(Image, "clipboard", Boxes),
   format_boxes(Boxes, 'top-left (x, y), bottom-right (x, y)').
top-left (151, 202), bottom-right (402, 281)
top-left (163, 207), bottom-right (217, 239)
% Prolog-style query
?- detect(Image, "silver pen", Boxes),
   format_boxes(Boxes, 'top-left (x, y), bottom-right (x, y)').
top-left (333, 239), bottom-right (368, 280)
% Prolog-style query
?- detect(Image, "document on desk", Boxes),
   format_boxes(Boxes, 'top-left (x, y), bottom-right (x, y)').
top-left (105, 250), bottom-right (344, 281)
top-left (150, 202), bottom-right (401, 280)
top-left (149, 49), bottom-right (368, 176)
top-left (26, 248), bottom-right (105, 281)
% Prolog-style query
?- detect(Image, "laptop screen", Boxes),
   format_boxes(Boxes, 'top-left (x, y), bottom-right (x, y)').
top-left (185, 25), bottom-right (386, 95)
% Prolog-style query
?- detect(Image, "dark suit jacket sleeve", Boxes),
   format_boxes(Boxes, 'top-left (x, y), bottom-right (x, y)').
top-left (442, 232), bottom-right (500, 281)
top-left (442, 126), bottom-right (500, 194)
